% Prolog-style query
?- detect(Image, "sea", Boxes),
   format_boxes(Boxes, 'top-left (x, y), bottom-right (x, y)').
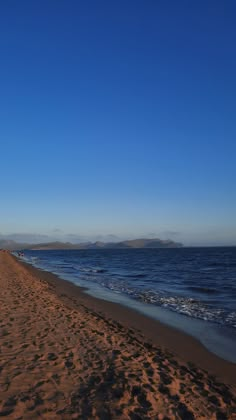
top-left (17, 247), bottom-right (236, 363)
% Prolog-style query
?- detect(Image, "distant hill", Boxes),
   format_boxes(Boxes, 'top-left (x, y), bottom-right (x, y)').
top-left (0, 239), bottom-right (29, 251)
top-left (1, 238), bottom-right (182, 251)
top-left (111, 239), bottom-right (182, 248)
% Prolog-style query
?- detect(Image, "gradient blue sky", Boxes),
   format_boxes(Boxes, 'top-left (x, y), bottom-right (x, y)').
top-left (0, 1), bottom-right (235, 245)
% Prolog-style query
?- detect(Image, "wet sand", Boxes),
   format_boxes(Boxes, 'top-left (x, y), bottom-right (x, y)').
top-left (0, 251), bottom-right (236, 419)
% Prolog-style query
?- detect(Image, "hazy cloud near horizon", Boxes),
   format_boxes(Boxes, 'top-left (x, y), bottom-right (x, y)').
top-left (0, 232), bottom-right (123, 244)
top-left (0, 232), bottom-right (177, 244)
top-left (0, 233), bottom-right (52, 244)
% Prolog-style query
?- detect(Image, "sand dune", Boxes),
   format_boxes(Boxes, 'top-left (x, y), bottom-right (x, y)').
top-left (0, 251), bottom-right (236, 419)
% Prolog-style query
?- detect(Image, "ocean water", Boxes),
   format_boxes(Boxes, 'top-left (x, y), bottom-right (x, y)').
top-left (18, 247), bottom-right (236, 362)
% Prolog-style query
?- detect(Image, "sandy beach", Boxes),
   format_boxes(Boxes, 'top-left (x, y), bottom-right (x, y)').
top-left (0, 251), bottom-right (236, 419)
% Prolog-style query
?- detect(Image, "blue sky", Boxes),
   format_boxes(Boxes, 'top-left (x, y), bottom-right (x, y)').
top-left (0, 1), bottom-right (235, 245)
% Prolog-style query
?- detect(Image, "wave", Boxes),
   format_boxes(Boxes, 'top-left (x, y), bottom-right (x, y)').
top-left (75, 266), bottom-right (107, 274)
top-left (126, 273), bottom-right (147, 278)
top-left (187, 286), bottom-right (219, 294)
top-left (82, 276), bottom-right (236, 328)
top-left (20, 248), bottom-right (236, 330)
top-left (134, 290), bottom-right (236, 328)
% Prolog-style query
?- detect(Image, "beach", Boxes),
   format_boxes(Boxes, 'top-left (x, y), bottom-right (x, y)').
top-left (0, 251), bottom-right (236, 419)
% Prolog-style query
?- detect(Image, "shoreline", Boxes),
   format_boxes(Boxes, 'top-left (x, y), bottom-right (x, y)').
top-left (1, 251), bottom-right (236, 418)
top-left (20, 248), bottom-right (236, 365)
top-left (20, 255), bottom-right (236, 387)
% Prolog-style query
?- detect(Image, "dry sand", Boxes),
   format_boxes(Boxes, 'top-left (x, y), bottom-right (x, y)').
top-left (0, 251), bottom-right (236, 419)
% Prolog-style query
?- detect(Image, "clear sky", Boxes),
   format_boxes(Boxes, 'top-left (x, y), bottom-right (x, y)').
top-left (0, 0), bottom-right (235, 246)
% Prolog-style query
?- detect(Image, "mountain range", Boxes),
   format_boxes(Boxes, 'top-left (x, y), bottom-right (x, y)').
top-left (0, 238), bottom-right (183, 251)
